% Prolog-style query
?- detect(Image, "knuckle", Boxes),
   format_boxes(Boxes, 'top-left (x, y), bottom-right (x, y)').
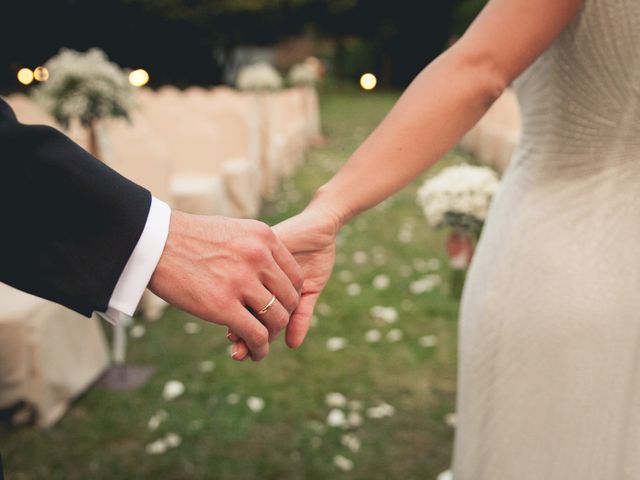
top-left (286, 289), bottom-right (301, 311)
top-left (249, 220), bottom-right (273, 240)
top-left (274, 310), bottom-right (290, 329)
top-left (245, 241), bottom-right (269, 263)
top-left (293, 269), bottom-right (304, 291)
top-left (249, 326), bottom-right (268, 347)
top-left (257, 222), bottom-right (275, 240)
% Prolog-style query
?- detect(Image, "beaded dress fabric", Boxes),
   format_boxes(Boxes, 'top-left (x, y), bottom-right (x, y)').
top-left (453, 1), bottom-right (640, 478)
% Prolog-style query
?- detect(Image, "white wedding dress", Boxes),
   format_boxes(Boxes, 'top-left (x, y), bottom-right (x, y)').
top-left (453, 1), bottom-right (640, 478)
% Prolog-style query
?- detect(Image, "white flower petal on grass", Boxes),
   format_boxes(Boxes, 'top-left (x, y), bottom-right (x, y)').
top-left (199, 360), bottom-right (216, 373)
top-left (326, 408), bottom-right (347, 427)
top-left (333, 455), bottom-right (354, 472)
top-left (326, 337), bottom-right (348, 352)
top-left (325, 392), bottom-right (348, 408)
top-left (337, 270), bottom-right (354, 282)
top-left (316, 303), bottom-right (333, 316)
top-left (346, 283), bottom-right (362, 296)
top-left (147, 416), bottom-right (161, 432)
top-left (413, 258), bottom-right (429, 272)
top-left (410, 275), bottom-right (442, 295)
top-left (386, 329), bottom-right (404, 342)
top-left (437, 470), bottom-right (454, 480)
top-left (341, 433), bottom-right (362, 453)
top-left (372, 274), bottom-right (390, 290)
top-left (164, 432), bottom-right (182, 448)
top-left (146, 439), bottom-right (168, 455)
top-left (371, 306), bottom-right (398, 323)
top-left (427, 258), bottom-right (442, 270)
top-left (246, 396), bottom-right (266, 413)
top-left (147, 410), bottom-right (168, 431)
top-left (398, 265), bottom-right (413, 277)
top-left (398, 229), bottom-right (413, 243)
top-left (444, 412), bottom-right (457, 427)
top-left (347, 411), bottom-right (364, 428)
top-left (373, 252), bottom-right (387, 266)
top-left (352, 251), bottom-right (368, 265)
top-left (130, 324), bottom-right (146, 339)
top-left (419, 335), bottom-right (439, 348)
top-left (364, 329), bottom-right (382, 343)
top-left (366, 402), bottom-right (396, 419)
top-left (226, 393), bottom-right (241, 405)
top-left (184, 322), bottom-right (201, 335)
top-left (162, 380), bottom-right (185, 401)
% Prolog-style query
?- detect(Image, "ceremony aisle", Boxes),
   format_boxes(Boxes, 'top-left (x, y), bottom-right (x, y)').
top-left (1, 85), bottom-right (473, 480)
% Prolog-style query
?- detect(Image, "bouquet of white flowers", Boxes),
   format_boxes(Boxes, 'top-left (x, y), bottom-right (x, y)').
top-left (33, 48), bottom-right (134, 129)
top-left (236, 62), bottom-right (283, 91)
top-left (417, 163), bottom-right (500, 298)
top-left (417, 163), bottom-right (500, 238)
top-left (287, 62), bottom-right (319, 86)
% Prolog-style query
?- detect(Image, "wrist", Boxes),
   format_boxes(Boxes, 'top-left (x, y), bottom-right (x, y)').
top-left (307, 184), bottom-right (354, 232)
top-left (148, 209), bottom-right (181, 293)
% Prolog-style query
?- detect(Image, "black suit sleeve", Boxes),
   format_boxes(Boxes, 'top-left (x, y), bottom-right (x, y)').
top-left (0, 97), bottom-right (152, 316)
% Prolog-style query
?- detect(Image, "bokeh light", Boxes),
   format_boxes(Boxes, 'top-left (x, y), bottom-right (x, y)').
top-left (17, 68), bottom-right (34, 85)
top-left (360, 73), bottom-right (377, 91)
top-left (34, 66), bottom-right (49, 82)
top-left (129, 69), bottom-right (150, 87)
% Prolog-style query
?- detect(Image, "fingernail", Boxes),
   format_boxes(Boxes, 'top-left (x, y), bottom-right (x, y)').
top-left (226, 332), bottom-right (232, 340)
top-left (231, 346), bottom-right (240, 359)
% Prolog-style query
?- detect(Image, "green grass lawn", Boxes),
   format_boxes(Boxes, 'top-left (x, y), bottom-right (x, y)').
top-left (1, 86), bottom-right (474, 480)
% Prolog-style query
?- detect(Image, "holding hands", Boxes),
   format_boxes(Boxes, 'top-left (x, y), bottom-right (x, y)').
top-left (229, 200), bottom-right (345, 360)
top-left (148, 211), bottom-right (303, 361)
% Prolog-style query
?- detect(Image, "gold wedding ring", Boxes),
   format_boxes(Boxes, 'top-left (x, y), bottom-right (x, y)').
top-left (257, 295), bottom-right (276, 315)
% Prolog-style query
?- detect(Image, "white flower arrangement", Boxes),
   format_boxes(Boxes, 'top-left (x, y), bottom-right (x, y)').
top-left (287, 62), bottom-right (319, 86)
top-left (417, 163), bottom-right (500, 236)
top-left (235, 62), bottom-right (283, 91)
top-left (33, 48), bottom-right (134, 129)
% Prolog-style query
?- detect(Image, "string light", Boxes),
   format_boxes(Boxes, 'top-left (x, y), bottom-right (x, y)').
top-left (34, 66), bottom-right (49, 82)
top-left (17, 68), bottom-right (34, 85)
top-left (129, 69), bottom-right (150, 87)
top-left (360, 73), bottom-right (377, 91)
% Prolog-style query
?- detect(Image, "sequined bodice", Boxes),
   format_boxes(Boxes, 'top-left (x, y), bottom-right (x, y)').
top-left (513, 0), bottom-right (640, 163)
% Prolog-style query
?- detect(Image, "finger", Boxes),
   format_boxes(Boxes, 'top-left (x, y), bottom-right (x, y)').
top-left (231, 340), bottom-right (249, 361)
top-left (285, 291), bottom-right (320, 349)
top-left (226, 304), bottom-right (270, 361)
top-left (244, 286), bottom-right (290, 341)
top-left (227, 329), bottom-right (241, 342)
top-left (260, 264), bottom-right (301, 315)
top-left (269, 235), bottom-right (304, 294)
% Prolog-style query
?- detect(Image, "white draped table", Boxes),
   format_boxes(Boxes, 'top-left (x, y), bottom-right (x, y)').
top-left (0, 284), bottom-right (109, 427)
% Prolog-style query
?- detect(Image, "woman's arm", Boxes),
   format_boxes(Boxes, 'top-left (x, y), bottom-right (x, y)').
top-left (230, 0), bottom-right (584, 357)
top-left (312, 0), bottom-right (583, 225)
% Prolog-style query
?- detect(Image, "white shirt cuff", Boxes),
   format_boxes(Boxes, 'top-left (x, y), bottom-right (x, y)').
top-left (99, 197), bottom-right (171, 324)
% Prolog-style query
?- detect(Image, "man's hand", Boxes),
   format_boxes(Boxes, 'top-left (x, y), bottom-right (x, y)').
top-left (148, 211), bottom-right (303, 361)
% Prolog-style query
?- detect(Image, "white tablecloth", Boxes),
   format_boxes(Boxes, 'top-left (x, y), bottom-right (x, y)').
top-left (0, 284), bottom-right (109, 427)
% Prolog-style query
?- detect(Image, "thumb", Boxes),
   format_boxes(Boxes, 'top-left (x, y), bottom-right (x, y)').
top-left (285, 291), bottom-right (320, 349)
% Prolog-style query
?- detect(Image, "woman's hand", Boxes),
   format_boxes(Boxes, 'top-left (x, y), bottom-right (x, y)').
top-left (229, 203), bottom-right (343, 359)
